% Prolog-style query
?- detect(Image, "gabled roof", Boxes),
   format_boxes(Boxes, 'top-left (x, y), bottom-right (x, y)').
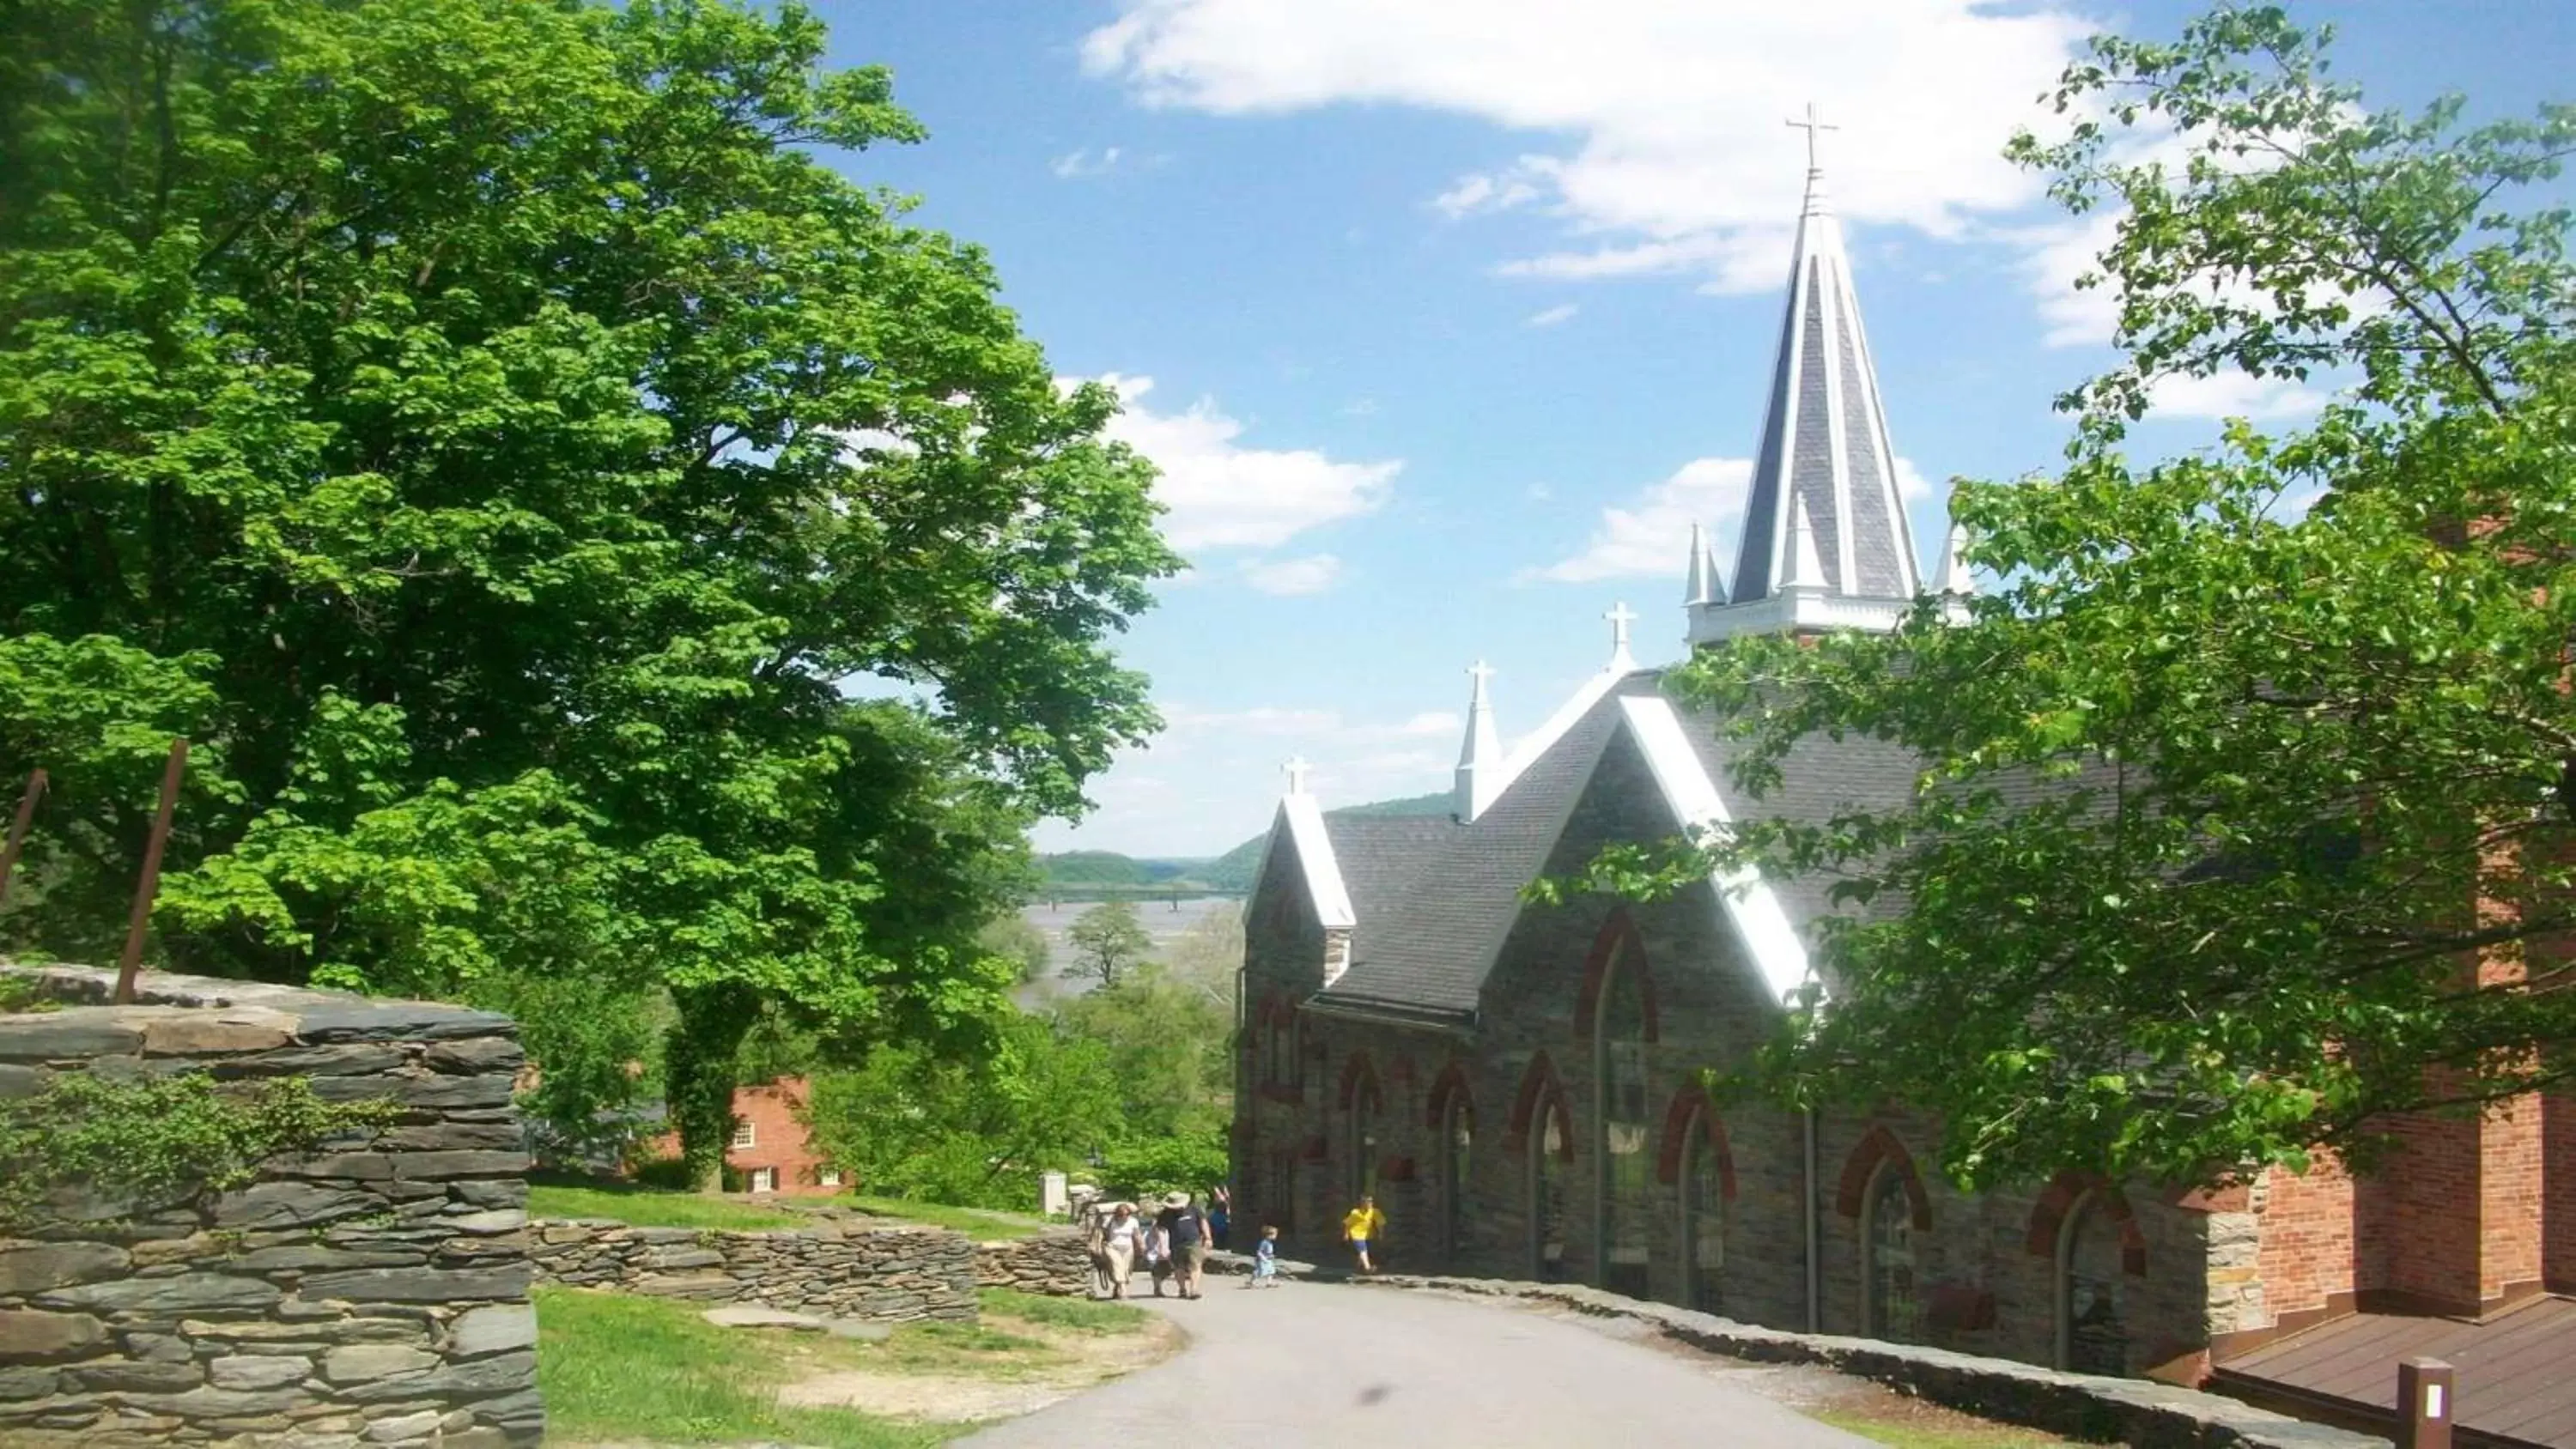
top-left (1275, 792), bottom-right (1355, 930)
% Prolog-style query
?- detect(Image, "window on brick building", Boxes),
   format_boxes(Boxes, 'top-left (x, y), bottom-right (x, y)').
top-left (1683, 1106), bottom-right (1727, 1313)
top-left (1863, 1161), bottom-right (1921, 1341)
top-left (1441, 1094), bottom-right (1474, 1262)
top-left (731, 1120), bottom-right (756, 1151)
top-left (1530, 1099), bottom-right (1571, 1282)
top-left (1595, 944), bottom-right (1652, 1300)
top-left (748, 1167), bottom-right (778, 1193)
top-left (818, 1168), bottom-right (843, 1188)
top-left (2059, 1191), bottom-right (2129, 1373)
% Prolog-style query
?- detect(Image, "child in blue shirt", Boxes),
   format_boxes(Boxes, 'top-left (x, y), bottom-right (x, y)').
top-left (1248, 1225), bottom-right (1280, 1288)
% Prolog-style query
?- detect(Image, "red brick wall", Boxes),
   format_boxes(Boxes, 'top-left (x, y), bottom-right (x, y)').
top-left (2549, 1089), bottom-right (2576, 1292)
top-left (2257, 1155), bottom-right (2357, 1319)
top-left (643, 1076), bottom-right (843, 1197)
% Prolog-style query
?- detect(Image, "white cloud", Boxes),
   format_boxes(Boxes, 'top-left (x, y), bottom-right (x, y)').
top-left (1239, 553), bottom-right (1345, 595)
top-left (1524, 456), bottom-right (1751, 583)
top-left (1083, 0), bottom-right (2092, 294)
top-left (1524, 302), bottom-right (1580, 328)
top-left (1051, 146), bottom-right (1127, 179)
top-left (2147, 372), bottom-right (2329, 422)
top-left (1895, 456), bottom-right (1934, 501)
top-left (1087, 374), bottom-right (1401, 551)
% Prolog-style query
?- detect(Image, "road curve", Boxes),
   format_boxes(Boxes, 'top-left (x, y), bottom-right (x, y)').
top-left (957, 1277), bottom-right (1873, 1448)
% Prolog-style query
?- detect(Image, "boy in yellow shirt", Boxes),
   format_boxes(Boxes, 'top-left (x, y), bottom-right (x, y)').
top-left (1342, 1195), bottom-right (1385, 1273)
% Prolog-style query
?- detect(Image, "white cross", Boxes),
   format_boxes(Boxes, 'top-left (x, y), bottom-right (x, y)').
top-left (1787, 102), bottom-right (1838, 171)
top-left (1283, 755), bottom-right (1312, 795)
top-left (1604, 602), bottom-right (1637, 658)
top-left (1467, 659), bottom-right (1496, 694)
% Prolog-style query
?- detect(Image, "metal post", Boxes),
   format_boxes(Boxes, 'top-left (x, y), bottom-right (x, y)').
top-left (0, 768), bottom-right (46, 907)
top-left (2397, 1356), bottom-right (2455, 1449)
top-left (112, 737), bottom-right (188, 1006)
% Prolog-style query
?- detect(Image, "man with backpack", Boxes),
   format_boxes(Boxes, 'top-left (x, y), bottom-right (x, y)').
top-left (1157, 1190), bottom-right (1211, 1300)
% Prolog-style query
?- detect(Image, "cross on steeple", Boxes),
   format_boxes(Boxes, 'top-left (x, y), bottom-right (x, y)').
top-left (1467, 659), bottom-right (1496, 697)
top-left (1787, 102), bottom-right (1838, 172)
top-left (1283, 755), bottom-right (1311, 796)
top-left (1604, 602), bottom-right (1638, 665)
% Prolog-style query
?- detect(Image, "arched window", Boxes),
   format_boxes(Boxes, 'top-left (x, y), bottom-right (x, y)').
top-left (1441, 1093), bottom-right (1474, 1262)
top-left (1594, 942), bottom-right (1652, 1298)
top-left (1346, 1071), bottom-right (1381, 1203)
top-left (1681, 1106), bottom-right (1727, 1313)
top-left (2060, 1191), bottom-right (2129, 1373)
top-left (1531, 1098), bottom-right (1571, 1282)
top-left (1862, 1161), bottom-right (1922, 1341)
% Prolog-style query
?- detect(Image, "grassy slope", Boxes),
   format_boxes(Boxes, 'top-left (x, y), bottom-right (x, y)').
top-left (527, 1183), bottom-right (806, 1230)
top-left (537, 1287), bottom-right (952, 1448)
top-left (848, 1195), bottom-right (1049, 1240)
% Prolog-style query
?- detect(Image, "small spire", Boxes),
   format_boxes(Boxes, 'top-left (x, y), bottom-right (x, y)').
top-left (1936, 520), bottom-right (1975, 597)
top-left (1685, 523), bottom-right (1716, 607)
top-left (1605, 601), bottom-right (1638, 670)
top-left (1455, 661), bottom-right (1504, 822)
top-left (1781, 495), bottom-right (1826, 590)
top-left (1283, 755), bottom-right (1311, 796)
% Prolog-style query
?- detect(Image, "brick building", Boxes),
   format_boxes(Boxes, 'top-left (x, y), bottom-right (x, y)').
top-left (1232, 146), bottom-right (2575, 1439)
top-left (647, 1077), bottom-right (845, 1197)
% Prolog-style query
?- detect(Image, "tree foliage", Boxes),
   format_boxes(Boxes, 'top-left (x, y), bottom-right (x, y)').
top-left (1572, 6), bottom-right (2576, 1189)
top-left (1063, 900), bottom-right (1152, 989)
top-left (0, 0), bottom-right (1176, 1175)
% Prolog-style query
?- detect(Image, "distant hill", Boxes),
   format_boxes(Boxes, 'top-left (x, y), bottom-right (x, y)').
top-left (1194, 790), bottom-right (1452, 893)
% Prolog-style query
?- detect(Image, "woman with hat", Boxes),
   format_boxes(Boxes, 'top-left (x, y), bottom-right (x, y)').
top-left (1157, 1190), bottom-right (1211, 1300)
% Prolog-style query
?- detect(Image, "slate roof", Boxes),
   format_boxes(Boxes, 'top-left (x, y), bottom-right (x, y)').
top-left (1309, 670), bottom-right (1664, 1021)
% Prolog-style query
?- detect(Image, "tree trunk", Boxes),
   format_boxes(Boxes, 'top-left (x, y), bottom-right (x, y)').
top-left (665, 983), bottom-right (760, 1195)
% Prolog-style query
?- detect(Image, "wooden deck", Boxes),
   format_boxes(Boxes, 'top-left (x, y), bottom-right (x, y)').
top-left (2216, 1295), bottom-right (2576, 1449)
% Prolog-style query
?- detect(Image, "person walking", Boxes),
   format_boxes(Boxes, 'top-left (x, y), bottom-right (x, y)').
top-left (1142, 1214), bottom-right (1173, 1297)
top-left (1099, 1202), bottom-right (1142, 1300)
top-left (1342, 1193), bottom-right (1385, 1274)
top-left (1207, 1185), bottom-right (1230, 1251)
top-left (1160, 1190), bottom-right (1210, 1299)
top-left (1245, 1224), bottom-right (1281, 1288)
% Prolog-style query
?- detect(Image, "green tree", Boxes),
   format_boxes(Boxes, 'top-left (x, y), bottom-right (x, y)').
top-left (977, 912), bottom-right (1052, 986)
top-left (1572, 7), bottom-right (2576, 1190)
top-left (0, 0), bottom-right (1176, 1180)
top-left (1064, 900), bottom-right (1152, 989)
top-left (1055, 961), bottom-right (1232, 1143)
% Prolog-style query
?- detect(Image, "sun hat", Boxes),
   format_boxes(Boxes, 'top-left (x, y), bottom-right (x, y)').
top-left (1162, 1190), bottom-right (1192, 1210)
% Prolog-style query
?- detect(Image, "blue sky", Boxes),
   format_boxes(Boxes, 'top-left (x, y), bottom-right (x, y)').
top-left (811, 0), bottom-right (2573, 858)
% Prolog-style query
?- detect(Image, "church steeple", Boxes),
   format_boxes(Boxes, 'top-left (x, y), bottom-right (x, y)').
top-left (1692, 107), bottom-right (1923, 645)
top-left (1453, 661), bottom-right (1503, 822)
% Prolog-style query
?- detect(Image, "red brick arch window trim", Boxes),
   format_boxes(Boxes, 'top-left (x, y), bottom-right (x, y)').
top-left (1655, 1083), bottom-right (1738, 1197)
top-left (1833, 1124), bottom-right (1933, 1230)
top-left (1337, 1049), bottom-right (1382, 1113)
top-left (1504, 1050), bottom-right (1577, 1161)
top-left (1424, 1060), bottom-right (1475, 1130)
top-left (1571, 906), bottom-right (1662, 1046)
top-left (2026, 1170), bottom-right (2148, 1277)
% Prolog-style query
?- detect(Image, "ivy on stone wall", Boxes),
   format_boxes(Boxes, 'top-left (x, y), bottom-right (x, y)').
top-left (0, 1071), bottom-right (393, 1230)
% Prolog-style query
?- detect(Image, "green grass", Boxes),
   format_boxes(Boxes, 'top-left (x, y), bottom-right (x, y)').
top-left (977, 1287), bottom-right (1149, 1335)
top-left (527, 1182), bottom-right (807, 1231)
top-left (1810, 1411), bottom-right (2083, 1448)
top-left (536, 1286), bottom-right (955, 1448)
top-left (848, 1194), bottom-right (1048, 1240)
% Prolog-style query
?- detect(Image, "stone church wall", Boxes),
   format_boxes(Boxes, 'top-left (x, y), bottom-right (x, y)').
top-left (1236, 727), bottom-right (2236, 1386)
top-left (0, 964), bottom-right (540, 1448)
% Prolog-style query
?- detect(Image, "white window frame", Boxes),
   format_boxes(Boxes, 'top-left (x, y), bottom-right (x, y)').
top-left (818, 1168), bottom-right (843, 1188)
top-left (730, 1120), bottom-right (756, 1151)
top-left (747, 1167), bottom-right (778, 1194)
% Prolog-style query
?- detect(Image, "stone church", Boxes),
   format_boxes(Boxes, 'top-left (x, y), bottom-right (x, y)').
top-left (1230, 146), bottom-right (2576, 1421)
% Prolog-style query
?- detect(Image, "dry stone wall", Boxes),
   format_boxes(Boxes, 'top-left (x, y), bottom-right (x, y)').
top-left (532, 1220), bottom-right (974, 1322)
top-left (0, 963), bottom-right (540, 1449)
top-left (973, 1231), bottom-right (1094, 1297)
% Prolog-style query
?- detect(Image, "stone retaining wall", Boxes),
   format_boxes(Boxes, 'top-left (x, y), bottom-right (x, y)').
top-left (1344, 1272), bottom-right (2384, 1449)
top-left (973, 1230), bottom-right (1093, 1297)
top-left (532, 1220), bottom-right (974, 1322)
top-left (0, 963), bottom-right (540, 1449)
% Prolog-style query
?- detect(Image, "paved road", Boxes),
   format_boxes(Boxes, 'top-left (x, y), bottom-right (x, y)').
top-left (957, 1280), bottom-right (1872, 1448)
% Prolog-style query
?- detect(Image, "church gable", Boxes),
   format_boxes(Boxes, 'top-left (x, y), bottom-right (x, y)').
top-left (1243, 811), bottom-right (1332, 997)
